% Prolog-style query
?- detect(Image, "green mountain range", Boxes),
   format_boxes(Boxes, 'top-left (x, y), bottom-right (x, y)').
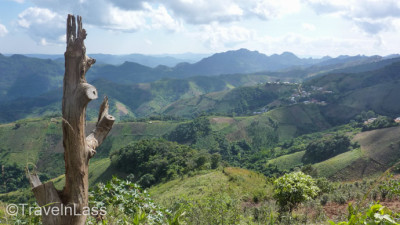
top-left (2, 50), bottom-right (400, 224)
top-left (1, 49), bottom-right (399, 124)
top-left (1, 50), bottom-right (400, 187)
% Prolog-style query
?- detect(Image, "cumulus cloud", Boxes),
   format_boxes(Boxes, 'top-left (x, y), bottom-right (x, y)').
top-left (0, 24), bottom-right (8, 37)
top-left (154, 0), bottom-right (301, 24)
top-left (302, 23), bottom-right (316, 31)
top-left (17, 0), bottom-right (185, 44)
top-left (29, 0), bottom-right (183, 31)
top-left (304, 0), bottom-right (400, 34)
top-left (29, 0), bottom-right (302, 27)
top-left (199, 23), bottom-right (255, 49)
top-left (250, 0), bottom-right (301, 19)
top-left (17, 0), bottom-right (305, 46)
top-left (159, 0), bottom-right (244, 24)
top-left (106, 6), bottom-right (147, 31)
top-left (18, 7), bottom-right (64, 45)
top-left (143, 3), bottom-right (183, 32)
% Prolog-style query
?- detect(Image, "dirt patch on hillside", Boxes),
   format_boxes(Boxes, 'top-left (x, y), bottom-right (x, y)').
top-left (323, 202), bottom-right (353, 221)
top-left (226, 122), bottom-right (249, 141)
top-left (116, 102), bottom-right (129, 115)
top-left (210, 117), bottom-right (235, 124)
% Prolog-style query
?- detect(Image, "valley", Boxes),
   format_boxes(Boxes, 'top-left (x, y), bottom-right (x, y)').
top-left (1, 49), bottom-right (400, 224)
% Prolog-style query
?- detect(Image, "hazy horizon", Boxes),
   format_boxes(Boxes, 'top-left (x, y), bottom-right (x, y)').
top-left (1, 49), bottom-right (398, 60)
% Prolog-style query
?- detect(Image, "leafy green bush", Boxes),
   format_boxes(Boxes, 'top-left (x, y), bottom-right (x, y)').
top-left (329, 203), bottom-right (400, 225)
top-left (315, 177), bottom-right (334, 194)
top-left (379, 177), bottom-right (400, 201)
top-left (273, 171), bottom-right (320, 213)
top-left (88, 176), bottom-right (168, 224)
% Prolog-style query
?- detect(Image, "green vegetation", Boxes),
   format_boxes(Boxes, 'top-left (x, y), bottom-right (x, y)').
top-left (110, 139), bottom-right (210, 187)
top-left (88, 176), bottom-right (168, 224)
top-left (267, 151), bottom-right (305, 172)
top-left (150, 167), bottom-right (277, 224)
top-left (2, 54), bottom-right (400, 224)
top-left (0, 73), bottom-right (276, 123)
top-left (0, 54), bottom-right (63, 102)
top-left (273, 172), bottom-right (320, 213)
top-left (362, 116), bottom-right (398, 131)
top-left (302, 134), bottom-right (351, 164)
top-left (163, 83), bottom-right (294, 117)
top-left (0, 164), bottom-right (28, 193)
top-left (166, 116), bottom-right (211, 144)
top-left (313, 149), bottom-right (362, 178)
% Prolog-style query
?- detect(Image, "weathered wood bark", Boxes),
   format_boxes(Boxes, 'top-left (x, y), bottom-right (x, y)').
top-left (28, 14), bottom-right (114, 225)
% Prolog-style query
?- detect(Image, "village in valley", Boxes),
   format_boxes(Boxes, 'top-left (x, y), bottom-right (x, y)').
top-left (253, 81), bottom-right (333, 115)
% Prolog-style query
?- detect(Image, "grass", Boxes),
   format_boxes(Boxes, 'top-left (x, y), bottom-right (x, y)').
top-left (0, 118), bottom-right (180, 183)
top-left (313, 149), bottom-right (363, 179)
top-left (353, 126), bottom-right (400, 165)
top-left (262, 125), bottom-right (400, 181)
top-left (267, 151), bottom-right (305, 171)
top-left (268, 104), bottom-right (331, 137)
top-left (88, 158), bottom-right (122, 185)
top-left (315, 126), bottom-right (400, 181)
top-left (277, 124), bottom-right (298, 140)
top-left (0, 118), bottom-right (50, 167)
top-left (52, 157), bottom-right (120, 190)
top-left (149, 167), bottom-right (272, 206)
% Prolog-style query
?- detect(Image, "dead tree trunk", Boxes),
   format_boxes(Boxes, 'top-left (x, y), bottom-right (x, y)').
top-left (28, 14), bottom-right (114, 225)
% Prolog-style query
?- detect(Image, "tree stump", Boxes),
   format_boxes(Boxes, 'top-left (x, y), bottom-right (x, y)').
top-left (28, 14), bottom-right (114, 225)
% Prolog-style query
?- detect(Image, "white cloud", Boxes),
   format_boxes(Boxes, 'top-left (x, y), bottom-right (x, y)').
top-left (28, 0), bottom-right (302, 28)
top-left (199, 23), bottom-right (255, 49)
top-left (107, 6), bottom-right (147, 31)
top-left (29, 0), bottom-right (183, 32)
top-left (303, 0), bottom-right (348, 14)
top-left (0, 24), bottom-right (8, 37)
top-left (160, 0), bottom-right (244, 24)
top-left (17, 7), bottom-right (64, 44)
top-left (304, 0), bottom-right (400, 34)
top-left (143, 3), bottom-right (183, 32)
top-left (16, 0), bottom-right (184, 45)
top-left (251, 0), bottom-right (301, 19)
top-left (302, 23), bottom-right (316, 31)
top-left (157, 0), bottom-right (301, 24)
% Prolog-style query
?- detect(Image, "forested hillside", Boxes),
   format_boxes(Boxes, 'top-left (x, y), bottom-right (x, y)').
top-left (1, 51), bottom-right (400, 225)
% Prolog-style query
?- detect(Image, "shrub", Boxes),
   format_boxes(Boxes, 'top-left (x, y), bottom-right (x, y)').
top-left (211, 153), bottom-right (221, 169)
top-left (273, 171), bottom-right (320, 213)
top-left (88, 176), bottom-right (168, 224)
top-left (329, 203), bottom-right (400, 225)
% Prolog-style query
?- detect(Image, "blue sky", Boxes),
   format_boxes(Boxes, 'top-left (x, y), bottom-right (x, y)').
top-left (0, 0), bottom-right (399, 57)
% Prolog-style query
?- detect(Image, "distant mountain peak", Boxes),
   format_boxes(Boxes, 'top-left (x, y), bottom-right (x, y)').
top-left (281, 51), bottom-right (296, 56)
